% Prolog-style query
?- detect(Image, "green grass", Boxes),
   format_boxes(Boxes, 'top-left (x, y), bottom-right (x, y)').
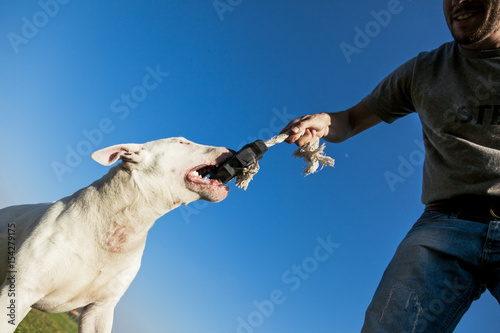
top-left (14, 309), bottom-right (78, 333)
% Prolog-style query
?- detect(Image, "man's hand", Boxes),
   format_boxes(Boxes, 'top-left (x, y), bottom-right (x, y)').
top-left (281, 102), bottom-right (382, 147)
top-left (281, 113), bottom-right (331, 147)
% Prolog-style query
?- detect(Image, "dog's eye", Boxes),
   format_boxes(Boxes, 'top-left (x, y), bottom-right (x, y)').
top-left (178, 141), bottom-right (191, 145)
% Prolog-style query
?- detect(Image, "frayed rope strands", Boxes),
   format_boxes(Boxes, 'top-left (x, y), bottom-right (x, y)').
top-left (234, 131), bottom-right (335, 190)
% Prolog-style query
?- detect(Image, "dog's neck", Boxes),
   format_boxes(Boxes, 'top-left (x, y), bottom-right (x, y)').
top-left (67, 165), bottom-right (179, 253)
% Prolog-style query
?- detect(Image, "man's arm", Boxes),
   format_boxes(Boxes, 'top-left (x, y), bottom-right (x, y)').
top-left (282, 102), bottom-right (382, 146)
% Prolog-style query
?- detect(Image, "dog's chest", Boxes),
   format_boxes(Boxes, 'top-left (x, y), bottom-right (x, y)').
top-left (103, 226), bottom-right (128, 253)
top-left (32, 245), bottom-right (143, 312)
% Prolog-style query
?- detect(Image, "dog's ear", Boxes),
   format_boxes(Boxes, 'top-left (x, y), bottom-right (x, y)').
top-left (91, 143), bottom-right (145, 168)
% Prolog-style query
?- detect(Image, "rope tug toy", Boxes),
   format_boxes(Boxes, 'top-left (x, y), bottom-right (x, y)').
top-left (210, 130), bottom-right (335, 190)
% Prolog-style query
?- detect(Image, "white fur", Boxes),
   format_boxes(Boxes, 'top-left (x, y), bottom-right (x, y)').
top-left (0, 137), bottom-right (232, 333)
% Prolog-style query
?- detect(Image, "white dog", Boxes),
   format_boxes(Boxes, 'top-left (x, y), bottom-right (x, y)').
top-left (0, 137), bottom-right (232, 333)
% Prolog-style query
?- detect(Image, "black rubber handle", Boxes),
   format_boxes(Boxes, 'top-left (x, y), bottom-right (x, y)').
top-left (209, 140), bottom-right (268, 184)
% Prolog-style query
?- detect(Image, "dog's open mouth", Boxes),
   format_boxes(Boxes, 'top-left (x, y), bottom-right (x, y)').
top-left (184, 151), bottom-right (233, 202)
top-left (186, 164), bottom-right (221, 185)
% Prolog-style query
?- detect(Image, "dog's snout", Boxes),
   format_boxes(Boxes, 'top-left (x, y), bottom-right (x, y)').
top-left (204, 148), bottom-right (215, 154)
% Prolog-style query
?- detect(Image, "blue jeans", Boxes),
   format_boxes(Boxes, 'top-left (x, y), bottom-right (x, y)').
top-left (361, 211), bottom-right (500, 333)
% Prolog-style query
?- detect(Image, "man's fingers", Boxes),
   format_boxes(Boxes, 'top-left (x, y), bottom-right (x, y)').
top-left (295, 129), bottom-right (316, 147)
top-left (282, 121), bottom-right (302, 143)
top-left (285, 132), bottom-right (299, 144)
top-left (285, 125), bottom-right (312, 145)
top-left (281, 120), bottom-right (302, 134)
top-left (282, 113), bottom-right (329, 145)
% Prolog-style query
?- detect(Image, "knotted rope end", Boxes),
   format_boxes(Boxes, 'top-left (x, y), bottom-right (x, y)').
top-left (292, 141), bottom-right (335, 176)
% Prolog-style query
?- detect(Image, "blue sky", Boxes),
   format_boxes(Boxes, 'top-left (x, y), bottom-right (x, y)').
top-left (1, 1), bottom-right (499, 332)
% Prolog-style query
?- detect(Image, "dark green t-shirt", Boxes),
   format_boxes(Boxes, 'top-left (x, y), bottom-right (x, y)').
top-left (363, 41), bottom-right (500, 205)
